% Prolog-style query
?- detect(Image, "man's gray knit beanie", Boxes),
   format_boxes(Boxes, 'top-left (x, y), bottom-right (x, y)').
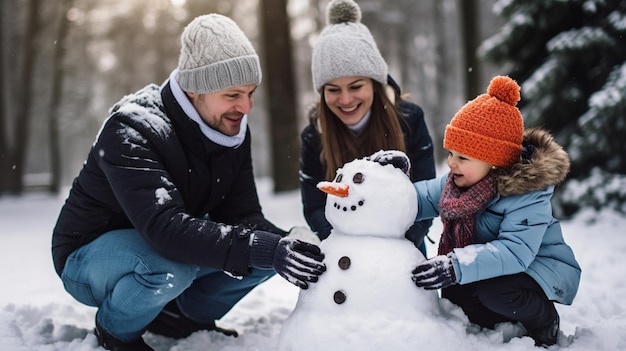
top-left (312, 0), bottom-right (388, 92)
top-left (176, 14), bottom-right (261, 93)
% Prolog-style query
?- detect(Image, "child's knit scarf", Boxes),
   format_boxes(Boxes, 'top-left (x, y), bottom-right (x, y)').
top-left (437, 171), bottom-right (499, 255)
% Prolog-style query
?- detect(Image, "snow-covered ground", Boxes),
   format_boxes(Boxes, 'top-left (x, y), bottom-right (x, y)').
top-left (1, 178), bottom-right (625, 350)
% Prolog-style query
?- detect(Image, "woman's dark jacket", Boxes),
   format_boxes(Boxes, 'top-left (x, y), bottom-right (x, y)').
top-left (299, 77), bottom-right (436, 250)
top-left (52, 82), bottom-right (285, 277)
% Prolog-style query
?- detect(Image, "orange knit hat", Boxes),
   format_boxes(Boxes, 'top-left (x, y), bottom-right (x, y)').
top-left (443, 75), bottom-right (524, 167)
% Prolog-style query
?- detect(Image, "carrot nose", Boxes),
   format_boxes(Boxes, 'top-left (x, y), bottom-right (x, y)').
top-left (317, 181), bottom-right (349, 197)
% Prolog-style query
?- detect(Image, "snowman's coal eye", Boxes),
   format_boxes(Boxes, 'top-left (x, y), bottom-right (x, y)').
top-left (335, 174), bottom-right (343, 182)
top-left (353, 172), bottom-right (364, 184)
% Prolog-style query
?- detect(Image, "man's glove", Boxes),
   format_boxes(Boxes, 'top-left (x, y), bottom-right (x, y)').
top-left (411, 254), bottom-right (457, 290)
top-left (288, 226), bottom-right (321, 245)
top-left (273, 237), bottom-right (326, 289)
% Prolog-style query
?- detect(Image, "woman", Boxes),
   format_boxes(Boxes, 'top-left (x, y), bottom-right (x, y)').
top-left (299, 0), bottom-right (436, 254)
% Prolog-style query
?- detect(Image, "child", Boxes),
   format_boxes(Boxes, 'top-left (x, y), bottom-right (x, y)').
top-left (410, 75), bottom-right (581, 347)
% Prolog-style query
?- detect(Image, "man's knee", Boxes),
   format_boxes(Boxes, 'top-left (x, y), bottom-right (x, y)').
top-left (135, 258), bottom-right (199, 297)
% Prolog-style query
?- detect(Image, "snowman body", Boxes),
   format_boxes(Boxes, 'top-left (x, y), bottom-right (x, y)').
top-left (277, 151), bottom-right (442, 351)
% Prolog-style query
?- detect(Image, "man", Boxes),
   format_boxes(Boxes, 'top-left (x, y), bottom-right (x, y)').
top-left (52, 14), bottom-right (325, 351)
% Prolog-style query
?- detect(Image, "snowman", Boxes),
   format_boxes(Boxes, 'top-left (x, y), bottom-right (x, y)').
top-left (277, 150), bottom-right (449, 351)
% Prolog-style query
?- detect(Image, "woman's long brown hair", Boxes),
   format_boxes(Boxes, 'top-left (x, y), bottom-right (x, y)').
top-left (319, 80), bottom-right (407, 180)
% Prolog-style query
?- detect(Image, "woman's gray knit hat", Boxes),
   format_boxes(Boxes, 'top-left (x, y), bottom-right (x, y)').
top-left (176, 14), bottom-right (262, 93)
top-left (312, 0), bottom-right (388, 92)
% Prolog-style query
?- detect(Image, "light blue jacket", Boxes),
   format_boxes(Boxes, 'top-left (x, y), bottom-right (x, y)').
top-left (414, 129), bottom-right (581, 305)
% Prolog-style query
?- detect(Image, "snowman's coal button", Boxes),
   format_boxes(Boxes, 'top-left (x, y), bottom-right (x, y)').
top-left (338, 256), bottom-right (351, 270)
top-left (333, 290), bottom-right (346, 304)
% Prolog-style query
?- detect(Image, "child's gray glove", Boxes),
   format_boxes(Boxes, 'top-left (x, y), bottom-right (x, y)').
top-left (411, 254), bottom-right (457, 290)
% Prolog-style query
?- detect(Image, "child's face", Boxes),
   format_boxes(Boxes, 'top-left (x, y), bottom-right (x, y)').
top-left (446, 150), bottom-right (493, 188)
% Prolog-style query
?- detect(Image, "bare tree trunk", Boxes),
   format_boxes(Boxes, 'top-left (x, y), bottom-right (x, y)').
top-left (11, 0), bottom-right (41, 193)
top-left (47, 0), bottom-right (73, 193)
top-left (460, 0), bottom-right (481, 100)
top-left (259, 0), bottom-right (300, 192)
top-left (0, 0), bottom-right (8, 193)
top-left (432, 0), bottom-right (450, 162)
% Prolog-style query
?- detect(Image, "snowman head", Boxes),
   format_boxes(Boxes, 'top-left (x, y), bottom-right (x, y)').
top-left (317, 150), bottom-right (418, 238)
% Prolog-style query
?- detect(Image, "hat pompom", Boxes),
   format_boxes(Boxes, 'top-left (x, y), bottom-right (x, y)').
top-left (327, 0), bottom-right (361, 25)
top-left (487, 75), bottom-right (520, 107)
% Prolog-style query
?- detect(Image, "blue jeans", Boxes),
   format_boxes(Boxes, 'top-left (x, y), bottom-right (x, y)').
top-left (61, 228), bottom-right (274, 341)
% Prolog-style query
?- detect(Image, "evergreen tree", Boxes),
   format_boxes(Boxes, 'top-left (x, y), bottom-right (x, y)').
top-left (479, 0), bottom-right (626, 217)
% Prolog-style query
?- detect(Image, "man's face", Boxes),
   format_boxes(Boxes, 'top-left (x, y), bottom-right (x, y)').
top-left (186, 84), bottom-right (257, 136)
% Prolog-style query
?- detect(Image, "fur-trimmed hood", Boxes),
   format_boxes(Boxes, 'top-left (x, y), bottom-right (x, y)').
top-left (497, 128), bottom-right (570, 197)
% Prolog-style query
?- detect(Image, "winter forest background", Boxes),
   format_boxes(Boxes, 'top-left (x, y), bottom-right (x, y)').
top-left (0, 0), bottom-right (625, 218)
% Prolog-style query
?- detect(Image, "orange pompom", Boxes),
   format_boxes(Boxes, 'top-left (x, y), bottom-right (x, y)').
top-left (487, 75), bottom-right (520, 107)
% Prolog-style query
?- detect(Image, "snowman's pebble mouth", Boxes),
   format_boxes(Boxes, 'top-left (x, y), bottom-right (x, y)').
top-left (332, 199), bottom-right (365, 212)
